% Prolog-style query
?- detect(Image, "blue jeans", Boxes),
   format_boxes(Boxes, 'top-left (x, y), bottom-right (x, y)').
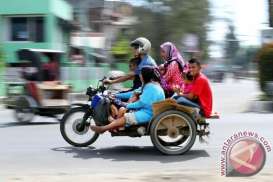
top-left (173, 96), bottom-right (205, 116)
top-left (173, 96), bottom-right (200, 108)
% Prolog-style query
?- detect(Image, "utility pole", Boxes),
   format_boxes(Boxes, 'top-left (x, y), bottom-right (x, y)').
top-left (269, 0), bottom-right (273, 27)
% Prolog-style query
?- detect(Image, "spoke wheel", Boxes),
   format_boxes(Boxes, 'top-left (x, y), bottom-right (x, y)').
top-left (150, 110), bottom-right (197, 155)
top-left (60, 107), bottom-right (99, 147)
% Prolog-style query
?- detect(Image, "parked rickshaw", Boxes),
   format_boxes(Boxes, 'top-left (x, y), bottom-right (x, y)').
top-left (3, 48), bottom-right (70, 123)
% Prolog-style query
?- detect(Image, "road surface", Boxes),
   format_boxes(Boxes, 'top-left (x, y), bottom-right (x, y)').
top-left (0, 78), bottom-right (272, 181)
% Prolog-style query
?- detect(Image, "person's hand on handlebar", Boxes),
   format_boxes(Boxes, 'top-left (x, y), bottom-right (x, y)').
top-left (103, 79), bottom-right (113, 84)
top-left (103, 73), bottom-right (135, 85)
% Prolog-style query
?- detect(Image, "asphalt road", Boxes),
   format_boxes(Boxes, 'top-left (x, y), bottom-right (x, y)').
top-left (0, 78), bottom-right (272, 182)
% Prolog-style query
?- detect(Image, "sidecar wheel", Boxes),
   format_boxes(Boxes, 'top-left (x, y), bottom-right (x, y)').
top-left (150, 110), bottom-right (197, 155)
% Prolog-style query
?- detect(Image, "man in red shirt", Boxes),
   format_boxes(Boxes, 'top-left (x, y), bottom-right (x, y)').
top-left (173, 58), bottom-right (213, 117)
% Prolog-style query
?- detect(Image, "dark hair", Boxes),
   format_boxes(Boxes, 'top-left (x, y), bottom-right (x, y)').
top-left (141, 66), bottom-right (161, 84)
top-left (183, 72), bottom-right (193, 81)
top-left (188, 58), bottom-right (201, 67)
top-left (129, 57), bottom-right (141, 66)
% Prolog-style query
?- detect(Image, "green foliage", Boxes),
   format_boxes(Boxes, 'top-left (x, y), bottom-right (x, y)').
top-left (0, 45), bottom-right (5, 72)
top-left (131, 0), bottom-right (211, 62)
top-left (256, 43), bottom-right (273, 93)
top-left (111, 35), bottom-right (131, 62)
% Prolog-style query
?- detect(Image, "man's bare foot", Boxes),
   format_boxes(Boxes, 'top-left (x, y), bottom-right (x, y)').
top-left (90, 125), bottom-right (105, 134)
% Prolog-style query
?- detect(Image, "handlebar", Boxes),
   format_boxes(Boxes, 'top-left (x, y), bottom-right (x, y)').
top-left (86, 77), bottom-right (111, 97)
top-left (99, 76), bottom-right (107, 82)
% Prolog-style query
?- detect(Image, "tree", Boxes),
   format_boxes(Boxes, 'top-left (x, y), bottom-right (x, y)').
top-left (111, 34), bottom-right (131, 62)
top-left (224, 25), bottom-right (239, 66)
top-left (256, 43), bottom-right (273, 93)
top-left (269, 0), bottom-right (273, 27)
top-left (131, 0), bottom-right (211, 62)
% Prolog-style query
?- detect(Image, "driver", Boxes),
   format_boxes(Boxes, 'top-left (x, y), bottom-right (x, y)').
top-left (90, 66), bottom-right (165, 133)
top-left (103, 37), bottom-right (157, 98)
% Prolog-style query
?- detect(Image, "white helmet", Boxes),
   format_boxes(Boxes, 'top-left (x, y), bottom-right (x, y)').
top-left (130, 37), bottom-right (151, 54)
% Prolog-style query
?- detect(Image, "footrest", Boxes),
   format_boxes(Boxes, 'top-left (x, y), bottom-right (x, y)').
top-left (197, 130), bottom-right (210, 136)
top-left (197, 123), bottom-right (210, 136)
top-left (199, 122), bottom-right (209, 126)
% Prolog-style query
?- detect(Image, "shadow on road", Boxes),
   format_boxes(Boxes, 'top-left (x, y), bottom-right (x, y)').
top-left (0, 121), bottom-right (59, 128)
top-left (51, 146), bottom-right (210, 163)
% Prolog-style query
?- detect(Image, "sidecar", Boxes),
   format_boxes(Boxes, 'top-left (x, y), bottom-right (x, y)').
top-left (111, 98), bottom-right (217, 155)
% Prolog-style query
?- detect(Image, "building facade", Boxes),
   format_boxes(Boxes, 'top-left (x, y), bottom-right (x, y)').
top-left (0, 0), bottom-right (73, 64)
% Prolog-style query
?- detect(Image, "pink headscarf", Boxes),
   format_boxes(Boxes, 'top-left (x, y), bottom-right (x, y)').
top-left (160, 42), bottom-right (186, 71)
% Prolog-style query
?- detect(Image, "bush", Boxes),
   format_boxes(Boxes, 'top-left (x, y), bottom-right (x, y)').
top-left (256, 43), bottom-right (273, 94)
top-left (111, 37), bottom-right (131, 62)
top-left (0, 47), bottom-right (4, 71)
top-left (0, 45), bottom-right (5, 97)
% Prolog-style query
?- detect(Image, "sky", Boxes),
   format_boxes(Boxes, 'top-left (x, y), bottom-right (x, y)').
top-left (208, 0), bottom-right (268, 57)
top-left (116, 0), bottom-right (269, 57)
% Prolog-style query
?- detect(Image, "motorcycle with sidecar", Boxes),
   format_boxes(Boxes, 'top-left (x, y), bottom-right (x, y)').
top-left (60, 78), bottom-right (218, 155)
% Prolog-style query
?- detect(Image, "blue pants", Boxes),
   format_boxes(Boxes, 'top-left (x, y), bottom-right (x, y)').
top-left (173, 96), bottom-right (200, 108)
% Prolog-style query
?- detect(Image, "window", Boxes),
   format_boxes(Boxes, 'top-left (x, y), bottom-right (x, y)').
top-left (11, 17), bottom-right (28, 41)
top-left (30, 17), bottom-right (44, 42)
top-left (10, 17), bottom-right (44, 42)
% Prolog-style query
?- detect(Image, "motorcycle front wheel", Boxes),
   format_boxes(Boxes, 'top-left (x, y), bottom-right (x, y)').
top-left (60, 107), bottom-right (99, 147)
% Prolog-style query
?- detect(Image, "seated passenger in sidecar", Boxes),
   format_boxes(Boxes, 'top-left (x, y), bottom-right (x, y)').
top-left (172, 58), bottom-right (215, 118)
top-left (90, 66), bottom-right (165, 133)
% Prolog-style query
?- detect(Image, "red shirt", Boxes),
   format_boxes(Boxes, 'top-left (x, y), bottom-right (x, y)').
top-left (42, 61), bottom-right (59, 81)
top-left (191, 73), bottom-right (213, 117)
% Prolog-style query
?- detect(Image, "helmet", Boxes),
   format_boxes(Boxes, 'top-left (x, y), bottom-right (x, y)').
top-left (130, 37), bottom-right (151, 54)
